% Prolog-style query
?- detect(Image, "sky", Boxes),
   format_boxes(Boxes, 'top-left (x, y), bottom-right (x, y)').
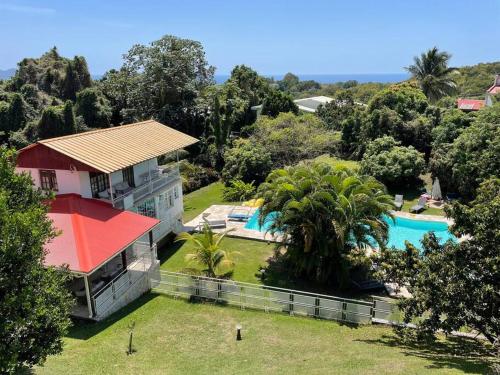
top-left (0, 0), bottom-right (499, 75)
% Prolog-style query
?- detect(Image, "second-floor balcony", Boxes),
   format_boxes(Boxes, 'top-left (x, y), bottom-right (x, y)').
top-left (110, 166), bottom-right (180, 210)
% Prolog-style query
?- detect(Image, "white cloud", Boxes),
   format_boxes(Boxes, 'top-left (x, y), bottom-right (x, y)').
top-left (0, 3), bottom-right (56, 14)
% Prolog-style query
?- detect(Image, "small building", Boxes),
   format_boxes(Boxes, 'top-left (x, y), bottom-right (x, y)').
top-left (486, 74), bottom-right (500, 107)
top-left (456, 98), bottom-right (485, 112)
top-left (16, 120), bottom-right (198, 320)
top-left (293, 96), bottom-right (334, 113)
top-left (458, 74), bottom-right (500, 111)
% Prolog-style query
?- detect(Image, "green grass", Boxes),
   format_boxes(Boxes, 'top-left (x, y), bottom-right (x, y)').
top-left (390, 174), bottom-right (446, 217)
top-left (314, 154), bottom-right (361, 171)
top-left (37, 294), bottom-right (494, 375)
top-left (182, 182), bottom-right (240, 222)
top-left (160, 237), bottom-right (274, 284)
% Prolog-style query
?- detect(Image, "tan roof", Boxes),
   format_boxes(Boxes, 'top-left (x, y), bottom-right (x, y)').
top-left (38, 120), bottom-right (198, 173)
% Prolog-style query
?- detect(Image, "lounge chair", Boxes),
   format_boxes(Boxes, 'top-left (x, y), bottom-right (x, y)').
top-left (410, 197), bottom-right (427, 213)
top-left (227, 207), bottom-right (252, 221)
top-left (394, 195), bottom-right (404, 210)
top-left (199, 213), bottom-right (226, 229)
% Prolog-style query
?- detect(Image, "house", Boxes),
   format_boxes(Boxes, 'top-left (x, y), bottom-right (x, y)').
top-left (485, 74), bottom-right (500, 106)
top-left (293, 96), bottom-right (334, 112)
top-left (457, 74), bottom-right (500, 111)
top-left (456, 98), bottom-right (485, 112)
top-left (15, 120), bottom-right (198, 320)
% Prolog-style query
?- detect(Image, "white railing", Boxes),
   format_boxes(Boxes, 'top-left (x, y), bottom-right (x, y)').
top-left (112, 168), bottom-right (180, 209)
top-left (92, 246), bottom-right (157, 318)
top-left (152, 271), bottom-right (392, 325)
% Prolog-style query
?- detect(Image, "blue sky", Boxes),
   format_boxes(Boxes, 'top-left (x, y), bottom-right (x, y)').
top-left (0, 0), bottom-right (499, 75)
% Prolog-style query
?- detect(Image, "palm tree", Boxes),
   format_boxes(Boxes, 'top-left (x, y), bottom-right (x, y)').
top-left (406, 47), bottom-right (458, 102)
top-left (257, 162), bottom-right (393, 287)
top-left (175, 224), bottom-right (236, 278)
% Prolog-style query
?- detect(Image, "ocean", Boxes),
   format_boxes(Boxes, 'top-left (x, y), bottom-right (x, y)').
top-left (214, 73), bottom-right (410, 84)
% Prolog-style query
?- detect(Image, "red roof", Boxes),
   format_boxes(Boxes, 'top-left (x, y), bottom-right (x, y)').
top-left (457, 98), bottom-right (485, 111)
top-left (46, 194), bottom-right (159, 273)
top-left (487, 74), bottom-right (500, 94)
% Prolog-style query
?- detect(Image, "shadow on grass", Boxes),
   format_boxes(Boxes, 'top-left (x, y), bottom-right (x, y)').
top-left (67, 293), bottom-right (159, 341)
top-left (356, 332), bottom-right (496, 373)
top-left (157, 234), bottom-right (182, 266)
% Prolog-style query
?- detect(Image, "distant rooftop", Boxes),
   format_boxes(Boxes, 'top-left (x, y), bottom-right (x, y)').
top-left (294, 96), bottom-right (334, 112)
top-left (457, 98), bottom-right (485, 111)
top-left (487, 74), bottom-right (500, 94)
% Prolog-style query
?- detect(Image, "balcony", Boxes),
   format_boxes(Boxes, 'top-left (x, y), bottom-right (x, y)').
top-left (112, 167), bottom-right (180, 210)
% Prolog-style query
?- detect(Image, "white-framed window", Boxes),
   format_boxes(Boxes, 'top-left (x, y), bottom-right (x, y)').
top-left (168, 190), bottom-right (174, 208)
top-left (136, 198), bottom-right (156, 218)
top-left (173, 185), bottom-right (179, 199)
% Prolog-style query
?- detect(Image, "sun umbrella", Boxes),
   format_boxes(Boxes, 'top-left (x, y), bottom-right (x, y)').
top-left (431, 178), bottom-right (442, 200)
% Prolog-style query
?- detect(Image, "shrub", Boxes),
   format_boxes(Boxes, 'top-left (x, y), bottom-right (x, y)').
top-left (360, 136), bottom-right (425, 186)
top-left (222, 139), bottom-right (272, 184)
top-left (179, 161), bottom-right (219, 193)
top-left (222, 179), bottom-right (256, 201)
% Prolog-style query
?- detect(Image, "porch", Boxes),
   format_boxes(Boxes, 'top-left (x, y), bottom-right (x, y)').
top-left (70, 241), bottom-right (159, 320)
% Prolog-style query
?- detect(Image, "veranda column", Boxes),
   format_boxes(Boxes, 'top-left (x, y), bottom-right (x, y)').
top-left (83, 275), bottom-right (93, 318)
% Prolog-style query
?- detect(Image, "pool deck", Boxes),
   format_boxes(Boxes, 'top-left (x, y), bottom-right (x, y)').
top-left (183, 205), bottom-right (456, 244)
top-left (390, 210), bottom-right (453, 225)
top-left (183, 205), bottom-right (283, 243)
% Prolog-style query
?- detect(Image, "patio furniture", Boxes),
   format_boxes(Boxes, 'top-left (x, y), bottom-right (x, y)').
top-left (410, 197), bottom-right (427, 213)
top-left (199, 213), bottom-right (226, 229)
top-left (113, 181), bottom-right (132, 196)
top-left (227, 207), bottom-right (252, 221)
top-left (393, 195), bottom-right (404, 210)
top-left (98, 189), bottom-right (110, 199)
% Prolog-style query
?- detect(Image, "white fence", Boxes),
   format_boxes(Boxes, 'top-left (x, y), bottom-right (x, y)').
top-left (152, 271), bottom-right (396, 325)
top-left (92, 249), bottom-right (158, 319)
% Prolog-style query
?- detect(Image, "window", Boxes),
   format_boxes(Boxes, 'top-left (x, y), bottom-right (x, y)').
top-left (40, 170), bottom-right (58, 191)
top-left (122, 166), bottom-right (135, 188)
top-left (136, 198), bottom-right (156, 218)
top-left (173, 185), bottom-right (179, 199)
top-left (90, 172), bottom-right (109, 198)
top-left (168, 190), bottom-right (174, 208)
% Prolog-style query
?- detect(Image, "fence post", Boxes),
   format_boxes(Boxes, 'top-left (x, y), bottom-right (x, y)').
top-left (342, 302), bottom-right (347, 321)
top-left (315, 297), bottom-right (320, 318)
top-left (289, 293), bottom-right (294, 315)
top-left (217, 281), bottom-right (222, 301)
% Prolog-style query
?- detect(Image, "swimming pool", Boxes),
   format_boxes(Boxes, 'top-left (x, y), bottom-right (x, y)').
top-left (244, 210), bottom-right (456, 250)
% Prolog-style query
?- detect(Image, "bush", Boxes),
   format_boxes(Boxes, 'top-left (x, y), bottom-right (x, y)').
top-left (222, 139), bottom-right (272, 184)
top-left (222, 180), bottom-right (256, 201)
top-left (360, 136), bottom-right (425, 186)
top-left (179, 161), bottom-right (219, 193)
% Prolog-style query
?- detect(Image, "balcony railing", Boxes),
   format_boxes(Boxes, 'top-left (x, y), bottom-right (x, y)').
top-left (112, 167), bottom-right (180, 210)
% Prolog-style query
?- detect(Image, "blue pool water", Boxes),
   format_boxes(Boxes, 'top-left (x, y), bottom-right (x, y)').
top-left (244, 210), bottom-right (456, 250)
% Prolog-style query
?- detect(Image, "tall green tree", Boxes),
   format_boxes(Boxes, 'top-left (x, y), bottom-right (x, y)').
top-left (75, 88), bottom-right (111, 128)
top-left (406, 47), bottom-right (458, 102)
top-left (61, 62), bottom-right (80, 101)
top-left (121, 35), bottom-right (215, 136)
top-left (258, 162), bottom-right (393, 287)
top-left (375, 178), bottom-right (500, 347)
top-left (0, 147), bottom-right (73, 373)
top-left (8, 93), bottom-right (27, 133)
top-left (261, 88), bottom-right (298, 118)
top-left (62, 100), bottom-right (76, 135)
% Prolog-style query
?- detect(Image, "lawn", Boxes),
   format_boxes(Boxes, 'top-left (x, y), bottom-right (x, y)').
top-left (160, 236), bottom-right (275, 284)
top-left (182, 181), bottom-right (230, 222)
top-left (37, 294), bottom-right (494, 374)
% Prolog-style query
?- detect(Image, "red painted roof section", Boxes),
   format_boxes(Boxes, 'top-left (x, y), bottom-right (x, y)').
top-left (456, 98), bottom-right (485, 111)
top-left (46, 194), bottom-right (159, 273)
top-left (487, 86), bottom-right (500, 94)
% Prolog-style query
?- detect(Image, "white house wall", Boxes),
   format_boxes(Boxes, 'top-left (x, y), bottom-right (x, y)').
top-left (16, 167), bottom-right (91, 197)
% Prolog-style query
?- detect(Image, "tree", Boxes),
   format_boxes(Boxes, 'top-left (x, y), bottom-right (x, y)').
top-left (62, 100), bottom-right (76, 135)
top-left (0, 147), bottom-right (73, 373)
top-left (175, 224), bottom-right (236, 278)
top-left (75, 88), bottom-right (111, 128)
top-left (251, 112), bottom-right (340, 167)
top-left (8, 93), bottom-right (27, 132)
top-left (278, 72), bottom-right (300, 92)
top-left (317, 90), bottom-right (356, 130)
top-left (73, 56), bottom-right (92, 89)
top-left (121, 35), bottom-right (215, 136)
top-left (257, 162), bottom-right (394, 287)
top-left (360, 136), bottom-right (425, 186)
top-left (61, 61), bottom-right (80, 101)
top-left (222, 179), bottom-right (256, 201)
top-left (261, 89), bottom-right (298, 118)
top-left (222, 138), bottom-right (272, 184)
top-left (375, 178), bottom-right (500, 347)
top-left (406, 47), bottom-right (458, 102)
